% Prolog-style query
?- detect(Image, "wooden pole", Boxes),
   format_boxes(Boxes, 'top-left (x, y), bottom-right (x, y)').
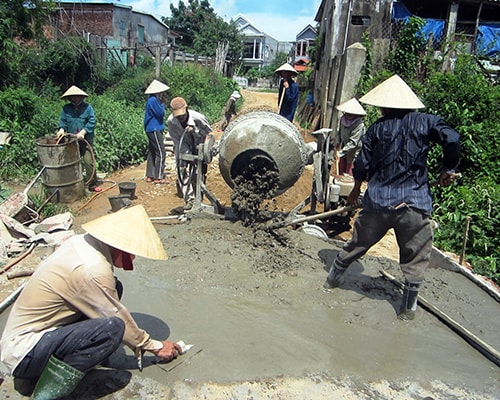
top-left (459, 216), bottom-right (471, 265)
top-left (380, 269), bottom-right (500, 367)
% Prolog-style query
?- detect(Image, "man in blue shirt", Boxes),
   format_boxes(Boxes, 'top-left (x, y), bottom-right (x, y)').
top-left (323, 75), bottom-right (460, 321)
top-left (144, 79), bottom-right (170, 184)
top-left (275, 63), bottom-right (299, 122)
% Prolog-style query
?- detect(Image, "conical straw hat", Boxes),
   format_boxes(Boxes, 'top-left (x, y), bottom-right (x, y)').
top-left (336, 98), bottom-right (366, 115)
top-left (231, 90), bottom-right (241, 99)
top-left (61, 85), bottom-right (88, 98)
top-left (359, 75), bottom-right (425, 109)
top-left (145, 79), bottom-right (170, 94)
top-left (82, 205), bottom-right (167, 260)
top-left (275, 63), bottom-right (297, 74)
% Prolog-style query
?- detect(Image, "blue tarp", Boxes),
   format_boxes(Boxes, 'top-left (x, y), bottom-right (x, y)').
top-left (392, 1), bottom-right (499, 56)
top-left (476, 25), bottom-right (500, 57)
top-left (392, 2), bottom-right (444, 43)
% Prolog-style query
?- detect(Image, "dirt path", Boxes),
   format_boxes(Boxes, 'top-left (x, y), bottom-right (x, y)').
top-left (0, 90), bottom-right (498, 399)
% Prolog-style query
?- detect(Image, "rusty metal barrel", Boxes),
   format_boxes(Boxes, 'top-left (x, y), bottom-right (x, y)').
top-left (36, 136), bottom-right (85, 203)
top-left (218, 112), bottom-right (308, 197)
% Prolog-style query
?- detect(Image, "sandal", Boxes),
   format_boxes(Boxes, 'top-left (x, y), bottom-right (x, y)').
top-left (154, 179), bottom-right (169, 185)
top-left (92, 186), bottom-right (103, 193)
top-left (146, 177), bottom-right (154, 182)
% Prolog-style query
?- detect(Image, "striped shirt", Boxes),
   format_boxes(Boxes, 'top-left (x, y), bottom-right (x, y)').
top-left (353, 111), bottom-right (460, 215)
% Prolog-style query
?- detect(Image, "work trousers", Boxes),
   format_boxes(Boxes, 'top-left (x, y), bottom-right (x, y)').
top-left (336, 207), bottom-right (433, 284)
top-left (13, 317), bottom-right (125, 379)
top-left (146, 130), bottom-right (166, 180)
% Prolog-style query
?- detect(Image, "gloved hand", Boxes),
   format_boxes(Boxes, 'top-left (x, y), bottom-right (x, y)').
top-left (76, 129), bottom-right (86, 140)
top-left (56, 128), bottom-right (65, 138)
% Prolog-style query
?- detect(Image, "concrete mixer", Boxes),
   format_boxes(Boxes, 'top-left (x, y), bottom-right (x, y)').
top-left (184, 111), bottom-right (359, 237)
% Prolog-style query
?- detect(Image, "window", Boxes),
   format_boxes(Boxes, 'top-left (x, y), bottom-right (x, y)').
top-left (138, 25), bottom-right (144, 44)
top-left (351, 16), bottom-right (371, 26)
top-left (119, 20), bottom-right (126, 37)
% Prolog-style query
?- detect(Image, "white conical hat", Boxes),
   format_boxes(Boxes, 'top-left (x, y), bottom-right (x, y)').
top-left (275, 63), bottom-right (297, 74)
top-left (61, 86), bottom-right (88, 98)
top-left (145, 79), bottom-right (170, 94)
top-left (359, 75), bottom-right (425, 109)
top-left (336, 98), bottom-right (366, 115)
top-left (82, 205), bottom-right (167, 260)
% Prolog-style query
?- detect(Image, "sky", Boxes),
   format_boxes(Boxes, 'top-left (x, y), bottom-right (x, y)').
top-left (113, 0), bottom-right (322, 41)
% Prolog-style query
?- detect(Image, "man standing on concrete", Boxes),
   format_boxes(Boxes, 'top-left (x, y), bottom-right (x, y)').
top-left (324, 75), bottom-right (460, 321)
top-left (167, 97), bottom-right (212, 210)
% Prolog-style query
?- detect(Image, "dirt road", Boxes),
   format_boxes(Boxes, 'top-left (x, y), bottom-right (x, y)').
top-left (0, 89), bottom-right (499, 399)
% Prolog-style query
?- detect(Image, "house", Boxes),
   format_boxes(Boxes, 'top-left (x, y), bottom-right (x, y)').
top-left (293, 24), bottom-right (318, 71)
top-left (234, 14), bottom-right (292, 72)
top-left (46, 1), bottom-right (175, 66)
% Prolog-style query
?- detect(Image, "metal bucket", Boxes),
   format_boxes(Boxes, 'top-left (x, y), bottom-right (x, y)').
top-left (108, 195), bottom-right (132, 212)
top-left (36, 136), bottom-right (85, 203)
top-left (218, 112), bottom-right (308, 197)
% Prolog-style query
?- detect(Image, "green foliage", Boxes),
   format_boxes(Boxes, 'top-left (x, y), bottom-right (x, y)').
top-left (90, 94), bottom-right (146, 172)
top-left (164, 0), bottom-right (242, 62)
top-left (385, 17), bottom-right (427, 81)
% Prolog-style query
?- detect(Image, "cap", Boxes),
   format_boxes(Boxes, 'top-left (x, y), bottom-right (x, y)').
top-left (82, 205), bottom-right (167, 260)
top-left (359, 75), bottom-right (425, 109)
top-left (61, 86), bottom-right (88, 99)
top-left (336, 98), bottom-right (366, 115)
top-left (170, 97), bottom-right (188, 117)
top-left (145, 79), bottom-right (170, 94)
top-left (275, 63), bottom-right (297, 75)
top-left (231, 90), bottom-right (241, 99)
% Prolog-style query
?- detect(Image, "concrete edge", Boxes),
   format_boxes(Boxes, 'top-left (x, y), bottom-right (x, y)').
top-left (430, 246), bottom-right (500, 303)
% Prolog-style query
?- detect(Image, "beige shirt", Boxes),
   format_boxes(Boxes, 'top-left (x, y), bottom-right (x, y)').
top-left (0, 234), bottom-right (162, 373)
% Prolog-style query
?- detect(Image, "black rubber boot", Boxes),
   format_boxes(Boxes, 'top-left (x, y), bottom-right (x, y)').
top-left (323, 258), bottom-right (348, 289)
top-left (398, 282), bottom-right (421, 321)
top-left (31, 355), bottom-right (85, 400)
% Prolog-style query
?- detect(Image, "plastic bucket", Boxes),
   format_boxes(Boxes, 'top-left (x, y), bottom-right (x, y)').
top-left (36, 136), bottom-right (85, 203)
top-left (118, 181), bottom-right (137, 199)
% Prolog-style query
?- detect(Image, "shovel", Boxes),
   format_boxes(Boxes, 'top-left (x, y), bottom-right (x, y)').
top-left (0, 167), bottom-right (46, 224)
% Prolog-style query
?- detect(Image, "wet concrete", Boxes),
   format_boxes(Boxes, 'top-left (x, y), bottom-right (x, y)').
top-left (0, 217), bottom-right (499, 399)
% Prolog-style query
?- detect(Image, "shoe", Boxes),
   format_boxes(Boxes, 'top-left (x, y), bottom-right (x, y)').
top-left (398, 282), bottom-right (420, 321)
top-left (183, 201), bottom-right (194, 211)
top-left (146, 177), bottom-right (153, 183)
top-left (92, 186), bottom-right (103, 193)
top-left (323, 259), bottom-right (348, 289)
top-left (154, 179), bottom-right (169, 184)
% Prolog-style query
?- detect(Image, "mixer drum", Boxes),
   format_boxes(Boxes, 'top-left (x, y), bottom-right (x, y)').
top-left (218, 112), bottom-right (308, 197)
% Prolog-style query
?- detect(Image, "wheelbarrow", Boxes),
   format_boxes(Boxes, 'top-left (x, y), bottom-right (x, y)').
top-left (0, 167), bottom-right (46, 225)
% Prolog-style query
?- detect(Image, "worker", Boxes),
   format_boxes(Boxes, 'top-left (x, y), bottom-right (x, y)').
top-left (144, 79), bottom-right (170, 184)
top-left (0, 205), bottom-right (182, 399)
top-left (57, 85), bottom-right (101, 192)
top-left (275, 63), bottom-right (299, 122)
top-left (334, 98), bottom-right (366, 176)
top-left (323, 75), bottom-right (460, 321)
top-left (221, 90), bottom-right (241, 131)
top-left (167, 97), bottom-right (212, 211)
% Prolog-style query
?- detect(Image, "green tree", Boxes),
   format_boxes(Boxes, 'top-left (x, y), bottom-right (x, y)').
top-left (0, 0), bottom-right (52, 88)
top-left (163, 0), bottom-right (242, 62)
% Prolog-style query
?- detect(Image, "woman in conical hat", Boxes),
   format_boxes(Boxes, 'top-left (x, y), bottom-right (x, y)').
top-left (144, 79), bottom-right (170, 184)
top-left (275, 63), bottom-right (299, 122)
top-left (324, 75), bottom-right (460, 322)
top-left (58, 85), bottom-right (101, 192)
top-left (334, 98), bottom-right (366, 176)
top-left (1, 205), bottom-right (181, 399)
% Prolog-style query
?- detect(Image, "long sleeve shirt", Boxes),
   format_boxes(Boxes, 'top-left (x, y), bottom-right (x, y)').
top-left (59, 102), bottom-right (96, 144)
top-left (0, 234), bottom-right (162, 373)
top-left (335, 117), bottom-right (366, 163)
top-left (167, 109), bottom-right (212, 155)
top-left (278, 79), bottom-right (299, 122)
top-left (353, 111), bottom-right (460, 215)
top-left (144, 95), bottom-right (166, 132)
